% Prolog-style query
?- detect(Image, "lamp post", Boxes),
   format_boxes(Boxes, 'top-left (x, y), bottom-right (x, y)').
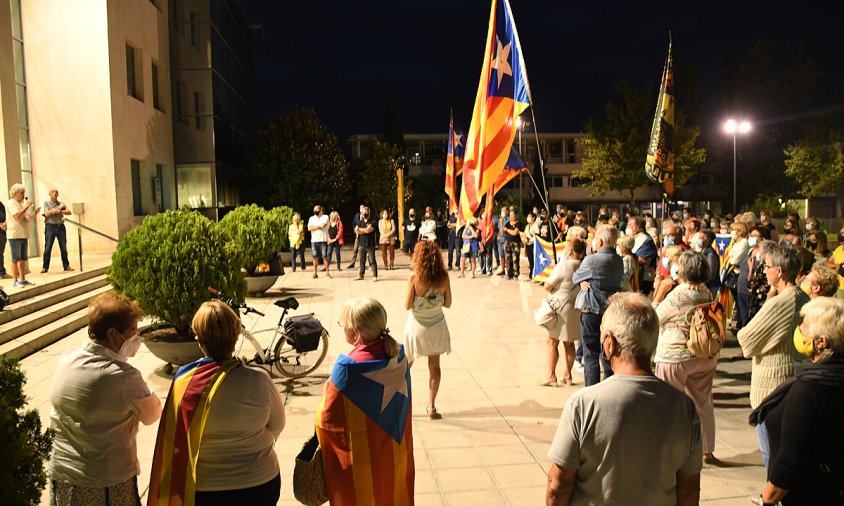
top-left (723, 119), bottom-right (751, 213)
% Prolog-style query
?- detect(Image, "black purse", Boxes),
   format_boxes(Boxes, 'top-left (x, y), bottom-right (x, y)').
top-left (723, 269), bottom-right (739, 292)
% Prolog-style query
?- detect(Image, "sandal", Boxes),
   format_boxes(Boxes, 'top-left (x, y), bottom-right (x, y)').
top-left (559, 376), bottom-right (573, 386)
top-left (426, 407), bottom-right (443, 420)
top-left (538, 379), bottom-right (558, 387)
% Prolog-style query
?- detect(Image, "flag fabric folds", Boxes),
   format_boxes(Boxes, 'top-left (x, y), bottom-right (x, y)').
top-left (532, 236), bottom-right (565, 283)
top-left (445, 111), bottom-right (465, 213)
top-left (459, 0), bottom-right (531, 222)
top-left (148, 358), bottom-right (241, 506)
top-left (644, 39), bottom-right (675, 199)
top-left (714, 233), bottom-right (735, 318)
top-left (480, 145), bottom-right (527, 243)
top-left (316, 347), bottom-right (414, 505)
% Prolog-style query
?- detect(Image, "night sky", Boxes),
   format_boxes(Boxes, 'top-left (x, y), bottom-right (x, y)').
top-left (244, 0), bottom-right (844, 142)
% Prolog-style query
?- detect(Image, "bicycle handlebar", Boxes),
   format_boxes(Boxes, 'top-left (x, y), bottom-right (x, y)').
top-left (207, 287), bottom-right (266, 317)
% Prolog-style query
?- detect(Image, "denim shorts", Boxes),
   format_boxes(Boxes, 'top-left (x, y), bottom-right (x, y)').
top-left (311, 241), bottom-right (327, 259)
top-left (9, 239), bottom-right (27, 261)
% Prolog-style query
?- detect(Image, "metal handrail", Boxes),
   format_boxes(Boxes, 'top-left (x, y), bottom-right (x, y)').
top-left (63, 218), bottom-right (118, 272)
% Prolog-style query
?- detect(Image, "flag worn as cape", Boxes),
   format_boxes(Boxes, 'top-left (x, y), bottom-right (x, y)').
top-left (714, 233), bottom-right (735, 318)
top-left (445, 110), bottom-right (465, 214)
top-left (532, 236), bottom-right (566, 282)
top-left (459, 0), bottom-right (531, 222)
top-left (148, 358), bottom-right (241, 506)
top-left (316, 346), bottom-right (414, 505)
top-left (644, 39), bottom-right (675, 199)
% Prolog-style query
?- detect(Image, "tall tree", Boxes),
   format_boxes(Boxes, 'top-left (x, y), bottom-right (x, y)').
top-left (574, 84), bottom-right (706, 205)
top-left (784, 130), bottom-right (844, 198)
top-left (359, 139), bottom-right (410, 214)
top-left (243, 107), bottom-right (351, 214)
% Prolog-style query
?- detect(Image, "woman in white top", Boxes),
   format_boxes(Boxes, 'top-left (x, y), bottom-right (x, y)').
top-left (538, 238), bottom-right (585, 386)
top-left (419, 210), bottom-right (438, 242)
top-left (404, 240), bottom-right (452, 419)
top-left (49, 292), bottom-right (161, 506)
top-left (378, 209), bottom-right (396, 270)
top-left (654, 251), bottom-right (717, 464)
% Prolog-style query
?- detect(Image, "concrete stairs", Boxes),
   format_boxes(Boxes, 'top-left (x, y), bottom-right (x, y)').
top-left (0, 266), bottom-right (112, 359)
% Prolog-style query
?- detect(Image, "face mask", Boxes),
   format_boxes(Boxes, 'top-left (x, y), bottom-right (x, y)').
top-left (710, 221), bottom-right (717, 229)
top-left (748, 237), bottom-right (758, 247)
top-left (663, 236), bottom-right (674, 246)
top-left (592, 239), bottom-right (600, 251)
top-left (670, 263), bottom-right (680, 280)
top-left (362, 213), bottom-right (369, 218)
top-left (806, 241), bottom-right (818, 250)
top-left (600, 336), bottom-right (612, 363)
top-left (409, 214), bottom-right (415, 218)
top-left (425, 214), bottom-right (431, 219)
top-left (119, 333), bottom-right (141, 358)
top-left (682, 213), bottom-right (689, 220)
top-left (661, 256), bottom-right (670, 268)
top-left (793, 326), bottom-right (814, 357)
top-left (533, 208), bottom-right (538, 214)
top-left (703, 214), bottom-right (710, 220)
top-left (754, 252), bottom-right (762, 263)
top-left (730, 231), bottom-right (737, 239)
top-left (800, 280), bottom-right (812, 296)
top-left (616, 247), bottom-right (623, 256)
top-left (760, 215), bottom-right (767, 221)
top-left (806, 223), bottom-right (814, 231)
top-left (625, 228), bottom-right (633, 236)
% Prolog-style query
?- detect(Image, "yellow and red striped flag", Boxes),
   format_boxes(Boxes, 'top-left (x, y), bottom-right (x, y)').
top-left (459, 0), bottom-right (531, 222)
top-left (645, 39), bottom-right (675, 199)
top-left (445, 110), bottom-right (465, 214)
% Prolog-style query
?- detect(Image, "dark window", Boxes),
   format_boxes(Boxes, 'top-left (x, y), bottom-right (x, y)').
top-left (193, 92), bottom-right (202, 130)
top-left (190, 12), bottom-right (199, 48)
top-left (131, 160), bottom-right (143, 216)
top-left (126, 43), bottom-right (142, 101)
top-left (176, 81), bottom-right (187, 123)
top-left (151, 62), bottom-right (161, 110)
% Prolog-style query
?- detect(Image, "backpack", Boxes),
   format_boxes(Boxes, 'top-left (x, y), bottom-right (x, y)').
top-left (685, 301), bottom-right (726, 358)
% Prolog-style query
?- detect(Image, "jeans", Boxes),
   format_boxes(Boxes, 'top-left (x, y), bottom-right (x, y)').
top-left (525, 243), bottom-right (534, 278)
top-left (447, 234), bottom-right (462, 268)
top-left (327, 242), bottom-right (342, 270)
top-left (756, 421), bottom-right (770, 469)
top-left (358, 246), bottom-right (377, 278)
top-left (492, 237), bottom-right (500, 266)
top-left (581, 312), bottom-right (613, 386)
top-left (0, 232), bottom-right (6, 275)
top-left (349, 236), bottom-right (359, 266)
top-left (291, 246), bottom-right (306, 270)
top-left (479, 247), bottom-right (492, 273)
top-left (43, 223), bottom-right (70, 270)
top-left (497, 240), bottom-right (505, 268)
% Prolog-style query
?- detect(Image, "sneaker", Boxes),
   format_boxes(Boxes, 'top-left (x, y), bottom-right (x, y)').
top-left (354, 277), bottom-right (364, 281)
top-left (12, 281), bottom-right (21, 288)
top-left (20, 280), bottom-right (34, 286)
top-left (41, 269), bottom-right (48, 273)
top-left (373, 277), bottom-right (378, 282)
top-left (64, 267), bottom-right (74, 272)
top-left (348, 263), bottom-right (356, 269)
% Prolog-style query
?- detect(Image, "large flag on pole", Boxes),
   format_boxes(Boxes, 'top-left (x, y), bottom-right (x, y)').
top-left (644, 38), bottom-right (675, 199)
top-left (481, 145), bottom-right (527, 243)
top-left (459, 0), bottom-right (531, 223)
top-left (445, 110), bottom-right (465, 214)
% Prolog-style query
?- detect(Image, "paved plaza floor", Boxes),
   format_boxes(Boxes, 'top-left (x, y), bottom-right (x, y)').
top-left (21, 252), bottom-right (766, 505)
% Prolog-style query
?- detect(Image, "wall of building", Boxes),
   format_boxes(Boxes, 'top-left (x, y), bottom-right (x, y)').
top-left (0, 0), bottom-right (22, 195)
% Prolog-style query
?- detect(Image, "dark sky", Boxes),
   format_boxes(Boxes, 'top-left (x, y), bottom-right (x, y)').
top-left (243, 0), bottom-right (844, 142)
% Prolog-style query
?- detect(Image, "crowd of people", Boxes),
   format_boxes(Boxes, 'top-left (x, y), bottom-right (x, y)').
top-left (43, 198), bottom-right (844, 505)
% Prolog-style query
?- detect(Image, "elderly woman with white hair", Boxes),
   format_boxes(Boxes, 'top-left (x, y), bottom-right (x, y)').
top-left (750, 297), bottom-right (844, 505)
top-left (6, 183), bottom-right (40, 287)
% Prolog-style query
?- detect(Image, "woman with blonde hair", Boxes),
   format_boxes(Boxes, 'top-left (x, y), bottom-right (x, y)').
top-left (317, 297), bottom-right (414, 505)
top-left (459, 217), bottom-right (480, 278)
top-left (149, 301), bottom-right (285, 505)
top-left (288, 213), bottom-right (306, 271)
top-left (404, 240), bottom-right (452, 418)
top-left (378, 209), bottom-right (396, 270)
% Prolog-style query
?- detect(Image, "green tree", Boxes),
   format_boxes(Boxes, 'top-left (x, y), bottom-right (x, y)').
top-left (574, 84), bottom-right (706, 205)
top-left (243, 107), bottom-right (351, 214)
top-left (359, 139), bottom-right (410, 214)
top-left (784, 132), bottom-right (844, 197)
top-left (0, 358), bottom-right (54, 506)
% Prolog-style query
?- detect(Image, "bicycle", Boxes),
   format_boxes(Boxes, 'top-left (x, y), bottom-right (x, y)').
top-left (208, 287), bottom-right (330, 378)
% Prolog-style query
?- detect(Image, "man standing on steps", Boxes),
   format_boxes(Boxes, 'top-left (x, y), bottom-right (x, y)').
top-left (42, 187), bottom-right (74, 273)
top-left (348, 203), bottom-right (365, 269)
top-left (308, 205), bottom-right (331, 279)
top-left (354, 206), bottom-right (378, 282)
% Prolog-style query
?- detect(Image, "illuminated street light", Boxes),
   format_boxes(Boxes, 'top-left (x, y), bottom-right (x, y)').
top-left (724, 119), bottom-right (752, 213)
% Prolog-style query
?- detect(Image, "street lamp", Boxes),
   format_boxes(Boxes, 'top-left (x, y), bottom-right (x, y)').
top-left (724, 119), bottom-right (751, 213)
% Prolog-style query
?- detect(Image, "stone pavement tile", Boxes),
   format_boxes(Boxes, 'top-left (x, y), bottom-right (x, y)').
top-left (415, 468), bottom-right (440, 494)
top-left (476, 443), bottom-right (538, 466)
top-left (488, 463), bottom-right (546, 489)
top-left (500, 485), bottom-right (548, 506)
top-left (441, 489), bottom-right (507, 506)
top-left (700, 471), bottom-right (746, 501)
top-left (434, 467), bottom-right (497, 492)
top-left (511, 423), bottom-right (558, 445)
top-left (427, 446), bottom-right (485, 469)
top-left (417, 428), bottom-right (474, 449)
top-left (415, 492), bottom-right (446, 506)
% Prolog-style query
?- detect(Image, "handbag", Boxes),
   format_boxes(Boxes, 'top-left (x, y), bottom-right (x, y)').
top-left (293, 432), bottom-right (328, 506)
top-left (534, 297), bottom-right (562, 330)
top-left (461, 242), bottom-right (471, 255)
top-left (722, 269), bottom-right (739, 292)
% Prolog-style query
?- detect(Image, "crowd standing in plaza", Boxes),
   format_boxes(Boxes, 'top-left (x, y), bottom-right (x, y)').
top-left (41, 196), bottom-right (844, 505)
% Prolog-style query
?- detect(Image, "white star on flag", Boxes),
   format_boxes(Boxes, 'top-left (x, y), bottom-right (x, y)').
top-left (362, 357), bottom-right (409, 413)
top-left (492, 37), bottom-right (512, 89)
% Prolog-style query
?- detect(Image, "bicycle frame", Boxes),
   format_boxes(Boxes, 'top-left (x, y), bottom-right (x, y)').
top-left (240, 306), bottom-right (291, 365)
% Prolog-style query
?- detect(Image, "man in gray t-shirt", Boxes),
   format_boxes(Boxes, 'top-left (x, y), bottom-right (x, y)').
top-left (547, 292), bottom-right (702, 506)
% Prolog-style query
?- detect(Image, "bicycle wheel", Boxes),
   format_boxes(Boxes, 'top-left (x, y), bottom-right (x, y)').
top-left (273, 328), bottom-right (330, 378)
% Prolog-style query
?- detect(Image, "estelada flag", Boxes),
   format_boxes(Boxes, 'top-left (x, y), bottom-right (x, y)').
top-left (459, 0), bottom-right (531, 222)
top-left (148, 358), bottom-right (241, 506)
top-left (481, 145), bottom-right (528, 243)
top-left (316, 346), bottom-right (414, 505)
top-left (645, 39), bottom-right (675, 199)
top-left (532, 236), bottom-right (565, 283)
top-left (445, 110), bottom-right (465, 213)
top-left (714, 233), bottom-right (735, 318)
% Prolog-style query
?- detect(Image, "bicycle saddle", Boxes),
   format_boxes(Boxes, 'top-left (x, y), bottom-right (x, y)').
top-left (275, 297), bottom-right (299, 310)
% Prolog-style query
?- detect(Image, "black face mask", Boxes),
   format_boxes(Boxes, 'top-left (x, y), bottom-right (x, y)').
top-left (362, 213), bottom-right (368, 219)
top-left (839, 234), bottom-right (844, 243)
top-left (806, 241), bottom-right (818, 249)
top-left (409, 214), bottom-right (415, 219)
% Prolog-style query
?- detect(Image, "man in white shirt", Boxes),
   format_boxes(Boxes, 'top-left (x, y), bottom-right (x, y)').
top-left (307, 205), bottom-right (330, 279)
top-left (547, 291), bottom-right (702, 506)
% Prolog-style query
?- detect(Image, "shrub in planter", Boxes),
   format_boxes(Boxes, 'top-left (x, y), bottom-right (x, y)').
top-left (0, 358), bottom-right (54, 506)
top-left (218, 204), bottom-right (294, 275)
top-left (108, 209), bottom-right (246, 338)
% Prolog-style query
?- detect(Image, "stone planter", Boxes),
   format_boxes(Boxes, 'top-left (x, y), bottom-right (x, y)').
top-left (141, 327), bottom-right (203, 374)
top-left (245, 274), bottom-right (280, 296)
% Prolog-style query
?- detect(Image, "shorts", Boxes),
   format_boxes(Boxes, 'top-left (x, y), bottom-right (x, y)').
top-left (311, 242), bottom-right (327, 259)
top-left (9, 239), bottom-right (27, 261)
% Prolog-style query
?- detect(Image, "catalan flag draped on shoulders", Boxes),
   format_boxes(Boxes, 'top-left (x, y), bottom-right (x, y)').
top-left (444, 111), bottom-right (465, 214)
top-left (148, 357), bottom-right (241, 506)
top-left (644, 39), bottom-right (675, 200)
top-left (316, 345), bottom-right (414, 505)
top-left (459, 0), bottom-right (531, 223)
top-left (714, 233), bottom-right (736, 318)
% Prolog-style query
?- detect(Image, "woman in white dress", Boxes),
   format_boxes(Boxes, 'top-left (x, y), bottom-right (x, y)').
top-left (404, 240), bottom-right (452, 419)
top-left (537, 238), bottom-right (586, 386)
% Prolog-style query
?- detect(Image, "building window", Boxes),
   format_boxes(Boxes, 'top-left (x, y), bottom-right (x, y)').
top-left (151, 62), bottom-right (162, 110)
top-left (126, 43), bottom-right (143, 101)
top-left (193, 91), bottom-right (203, 130)
top-left (131, 159), bottom-right (143, 216)
top-left (177, 164), bottom-right (213, 208)
top-left (176, 81), bottom-right (188, 123)
top-left (190, 12), bottom-right (200, 48)
top-left (566, 139), bottom-right (578, 163)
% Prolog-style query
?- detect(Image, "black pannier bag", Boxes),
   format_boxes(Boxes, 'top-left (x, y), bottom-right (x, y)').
top-left (284, 314), bottom-right (323, 353)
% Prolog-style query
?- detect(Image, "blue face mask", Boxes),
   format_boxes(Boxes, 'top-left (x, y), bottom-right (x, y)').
top-left (693, 238), bottom-right (705, 251)
top-left (663, 236), bottom-right (674, 247)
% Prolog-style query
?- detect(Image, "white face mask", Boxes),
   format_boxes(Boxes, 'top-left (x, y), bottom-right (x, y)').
top-left (119, 333), bottom-right (141, 358)
top-left (670, 263), bottom-right (680, 280)
top-left (748, 237), bottom-right (758, 247)
top-left (692, 238), bottom-right (704, 252)
top-left (661, 256), bottom-right (670, 268)
top-left (806, 223), bottom-right (814, 231)
top-left (625, 228), bottom-right (633, 236)
top-left (760, 215), bottom-right (767, 221)
top-left (730, 231), bottom-right (737, 239)
top-left (592, 239), bottom-right (600, 251)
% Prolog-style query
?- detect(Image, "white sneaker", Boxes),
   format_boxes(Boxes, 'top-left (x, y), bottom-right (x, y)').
top-left (573, 361), bottom-right (584, 373)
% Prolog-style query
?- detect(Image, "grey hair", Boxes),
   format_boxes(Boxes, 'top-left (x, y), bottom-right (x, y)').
top-left (768, 247), bottom-right (801, 283)
top-left (601, 292), bottom-right (659, 360)
top-left (758, 240), bottom-right (778, 256)
top-left (594, 224), bottom-right (619, 248)
top-left (800, 297), bottom-right (844, 353)
top-left (678, 251), bottom-right (710, 285)
top-left (9, 183), bottom-right (25, 197)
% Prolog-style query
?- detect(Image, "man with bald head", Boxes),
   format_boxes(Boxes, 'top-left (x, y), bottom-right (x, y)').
top-left (42, 187), bottom-right (73, 273)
